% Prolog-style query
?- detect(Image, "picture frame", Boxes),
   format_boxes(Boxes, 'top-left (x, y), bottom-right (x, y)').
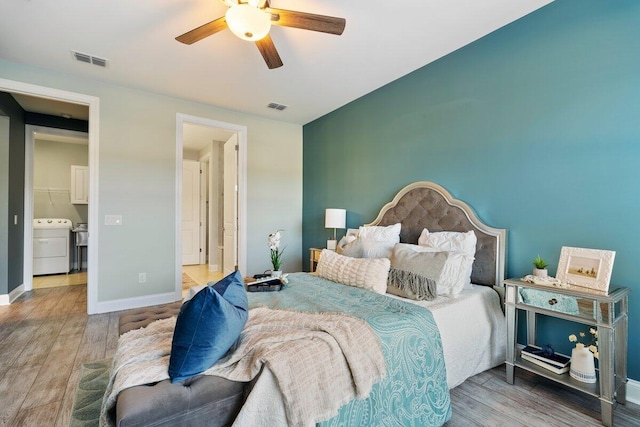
top-left (556, 246), bottom-right (615, 294)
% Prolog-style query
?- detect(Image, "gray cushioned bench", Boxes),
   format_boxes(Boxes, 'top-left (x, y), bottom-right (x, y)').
top-left (117, 302), bottom-right (247, 427)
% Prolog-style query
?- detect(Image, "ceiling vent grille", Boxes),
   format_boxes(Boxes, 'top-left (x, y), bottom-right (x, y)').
top-left (72, 51), bottom-right (109, 68)
top-left (267, 102), bottom-right (288, 111)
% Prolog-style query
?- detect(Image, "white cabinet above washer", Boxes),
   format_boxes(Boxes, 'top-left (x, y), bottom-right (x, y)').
top-left (71, 165), bottom-right (89, 204)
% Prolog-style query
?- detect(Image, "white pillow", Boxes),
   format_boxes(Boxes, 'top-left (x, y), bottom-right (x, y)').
top-left (357, 223), bottom-right (401, 259)
top-left (336, 234), bottom-right (357, 254)
top-left (418, 229), bottom-right (477, 256)
top-left (392, 244), bottom-right (469, 297)
top-left (316, 249), bottom-right (390, 294)
top-left (418, 229), bottom-right (476, 287)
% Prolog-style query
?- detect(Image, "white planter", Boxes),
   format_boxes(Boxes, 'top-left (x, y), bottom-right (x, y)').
top-left (533, 268), bottom-right (548, 278)
top-left (271, 270), bottom-right (282, 278)
top-left (570, 345), bottom-right (596, 383)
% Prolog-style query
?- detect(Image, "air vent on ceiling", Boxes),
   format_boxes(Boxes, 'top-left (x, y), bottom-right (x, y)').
top-left (267, 102), bottom-right (288, 111)
top-left (71, 50), bottom-right (109, 68)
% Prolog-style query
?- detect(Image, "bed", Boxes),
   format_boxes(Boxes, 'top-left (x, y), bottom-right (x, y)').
top-left (110, 181), bottom-right (507, 427)
top-left (362, 180), bottom-right (507, 389)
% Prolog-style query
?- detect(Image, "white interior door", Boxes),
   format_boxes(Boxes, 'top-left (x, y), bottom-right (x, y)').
top-left (182, 160), bottom-right (200, 265)
top-left (223, 135), bottom-right (238, 275)
top-left (199, 159), bottom-right (209, 265)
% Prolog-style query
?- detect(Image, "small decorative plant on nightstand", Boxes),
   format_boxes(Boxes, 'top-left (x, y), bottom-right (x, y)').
top-left (268, 230), bottom-right (285, 277)
top-left (532, 255), bottom-right (548, 278)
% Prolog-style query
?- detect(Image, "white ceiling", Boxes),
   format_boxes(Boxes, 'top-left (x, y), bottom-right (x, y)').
top-left (1, 0), bottom-right (552, 125)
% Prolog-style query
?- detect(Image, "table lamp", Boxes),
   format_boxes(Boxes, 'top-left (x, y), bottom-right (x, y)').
top-left (325, 208), bottom-right (346, 250)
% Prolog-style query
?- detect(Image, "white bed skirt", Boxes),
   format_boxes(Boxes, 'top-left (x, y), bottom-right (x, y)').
top-left (388, 284), bottom-right (506, 389)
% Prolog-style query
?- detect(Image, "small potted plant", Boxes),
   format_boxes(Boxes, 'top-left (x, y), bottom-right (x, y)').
top-left (268, 230), bottom-right (285, 277)
top-left (532, 255), bottom-right (548, 278)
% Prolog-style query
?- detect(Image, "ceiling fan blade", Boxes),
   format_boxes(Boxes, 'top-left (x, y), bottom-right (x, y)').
top-left (255, 34), bottom-right (283, 69)
top-left (176, 17), bottom-right (228, 45)
top-left (267, 8), bottom-right (345, 35)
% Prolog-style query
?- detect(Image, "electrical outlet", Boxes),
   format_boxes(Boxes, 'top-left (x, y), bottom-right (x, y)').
top-left (138, 272), bottom-right (147, 283)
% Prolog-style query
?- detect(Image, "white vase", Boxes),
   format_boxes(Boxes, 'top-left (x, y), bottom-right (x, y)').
top-left (271, 270), bottom-right (282, 278)
top-left (533, 268), bottom-right (548, 278)
top-left (570, 345), bottom-right (596, 383)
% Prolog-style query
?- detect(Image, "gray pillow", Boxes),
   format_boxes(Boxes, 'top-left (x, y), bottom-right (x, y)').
top-left (387, 245), bottom-right (449, 301)
top-left (340, 238), bottom-right (365, 258)
top-left (387, 267), bottom-right (438, 301)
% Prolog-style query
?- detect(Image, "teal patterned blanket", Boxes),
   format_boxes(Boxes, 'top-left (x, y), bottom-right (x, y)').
top-left (248, 272), bottom-right (452, 426)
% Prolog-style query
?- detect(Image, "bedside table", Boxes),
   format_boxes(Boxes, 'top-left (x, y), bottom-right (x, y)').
top-left (309, 248), bottom-right (323, 272)
top-left (504, 278), bottom-right (629, 427)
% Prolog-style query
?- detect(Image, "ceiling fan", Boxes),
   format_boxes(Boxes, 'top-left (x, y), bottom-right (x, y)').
top-left (176, 0), bottom-right (346, 69)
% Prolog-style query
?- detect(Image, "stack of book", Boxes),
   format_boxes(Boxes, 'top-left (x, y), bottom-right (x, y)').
top-left (521, 345), bottom-right (571, 374)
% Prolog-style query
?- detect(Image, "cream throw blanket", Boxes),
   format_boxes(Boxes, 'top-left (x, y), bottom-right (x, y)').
top-left (100, 307), bottom-right (386, 427)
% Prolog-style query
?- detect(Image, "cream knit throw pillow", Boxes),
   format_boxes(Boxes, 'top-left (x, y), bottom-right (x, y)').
top-left (316, 249), bottom-right (390, 294)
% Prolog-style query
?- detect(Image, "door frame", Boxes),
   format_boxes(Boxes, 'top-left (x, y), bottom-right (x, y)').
top-left (222, 134), bottom-right (238, 275)
top-left (175, 113), bottom-right (247, 297)
top-left (0, 77), bottom-right (100, 314)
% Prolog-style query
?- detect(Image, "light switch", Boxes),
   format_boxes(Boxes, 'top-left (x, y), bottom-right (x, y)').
top-left (105, 215), bottom-right (123, 225)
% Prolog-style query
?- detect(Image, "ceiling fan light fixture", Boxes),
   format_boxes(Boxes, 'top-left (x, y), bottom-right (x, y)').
top-left (225, 4), bottom-right (271, 41)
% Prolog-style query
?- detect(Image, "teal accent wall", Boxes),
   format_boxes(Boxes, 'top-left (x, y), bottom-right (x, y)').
top-left (303, 0), bottom-right (640, 379)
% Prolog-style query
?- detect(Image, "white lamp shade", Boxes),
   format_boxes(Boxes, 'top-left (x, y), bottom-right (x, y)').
top-left (325, 208), bottom-right (346, 229)
top-left (225, 4), bottom-right (272, 41)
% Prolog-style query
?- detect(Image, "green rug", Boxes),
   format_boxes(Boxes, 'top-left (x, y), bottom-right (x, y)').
top-left (69, 358), bottom-right (111, 427)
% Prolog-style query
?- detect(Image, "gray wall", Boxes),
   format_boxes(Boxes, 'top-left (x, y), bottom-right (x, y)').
top-left (0, 92), bottom-right (25, 296)
top-left (33, 138), bottom-right (89, 226)
top-left (0, 113), bottom-right (8, 295)
top-left (0, 59), bottom-right (302, 309)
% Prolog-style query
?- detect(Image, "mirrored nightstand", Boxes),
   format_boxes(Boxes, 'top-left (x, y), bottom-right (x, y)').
top-left (504, 278), bottom-right (629, 427)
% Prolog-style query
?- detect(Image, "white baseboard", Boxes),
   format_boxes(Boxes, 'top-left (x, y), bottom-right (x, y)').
top-left (91, 292), bottom-right (179, 314)
top-left (0, 283), bottom-right (25, 305)
top-left (627, 378), bottom-right (640, 405)
top-left (209, 263), bottom-right (219, 271)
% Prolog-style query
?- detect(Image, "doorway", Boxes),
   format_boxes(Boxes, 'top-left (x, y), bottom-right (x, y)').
top-left (28, 127), bottom-right (89, 289)
top-left (175, 113), bottom-right (247, 296)
top-left (0, 77), bottom-right (100, 313)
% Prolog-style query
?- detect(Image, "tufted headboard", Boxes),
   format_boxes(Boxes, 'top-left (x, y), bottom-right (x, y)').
top-left (366, 182), bottom-right (507, 287)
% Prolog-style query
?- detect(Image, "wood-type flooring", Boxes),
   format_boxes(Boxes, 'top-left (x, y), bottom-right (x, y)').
top-left (1, 283), bottom-right (639, 426)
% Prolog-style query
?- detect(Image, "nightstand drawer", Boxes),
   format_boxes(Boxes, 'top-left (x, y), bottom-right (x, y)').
top-left (519, 288), bottom-right (579, 315)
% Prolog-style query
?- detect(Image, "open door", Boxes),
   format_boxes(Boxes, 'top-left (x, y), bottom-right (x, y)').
top-left (222, 135), bottom-right (238, 274)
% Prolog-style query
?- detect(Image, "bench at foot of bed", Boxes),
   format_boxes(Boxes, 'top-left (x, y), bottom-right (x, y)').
top-left (117, 302), bottom-right (247, 427)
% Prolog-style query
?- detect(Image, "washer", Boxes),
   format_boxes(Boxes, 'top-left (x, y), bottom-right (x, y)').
top-left (33, 218), bottom-right (72, 275)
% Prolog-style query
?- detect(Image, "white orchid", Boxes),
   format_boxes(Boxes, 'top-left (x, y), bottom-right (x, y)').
top-left (268, 230), bottom-right (282, 251)
top-left (268, 230), bottom-right (285, 271)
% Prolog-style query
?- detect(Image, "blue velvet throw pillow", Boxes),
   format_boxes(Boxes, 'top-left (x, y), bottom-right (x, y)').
top-left (169, 270), bottom-right (248, 383)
